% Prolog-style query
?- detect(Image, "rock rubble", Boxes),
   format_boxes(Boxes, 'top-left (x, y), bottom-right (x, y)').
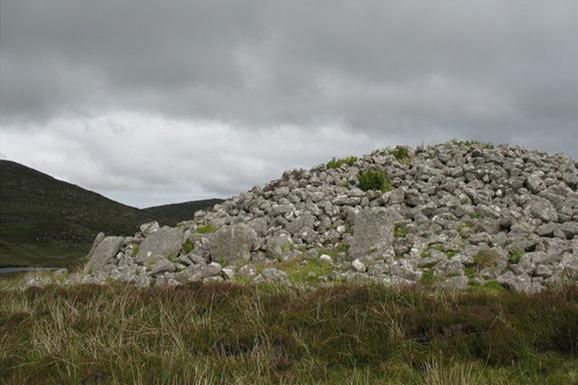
top-left (46, 141), bottom-right (578, 292)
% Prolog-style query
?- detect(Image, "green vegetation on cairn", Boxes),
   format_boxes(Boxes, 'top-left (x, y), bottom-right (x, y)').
top-left (420, 244), bottom-right (460, 259)
top-left (465, 267), bottom-right (478, 280)
top-left (473, 250), bottom-right (501, 269)
top-left (468, 280), bottom-right (505, 292)
top-left (389, 146), bottom-right (411, 163)
top-left (182, 239), bottom-right (195, 254)
top-left (1, 282), bottom-right (576, 385)
top-left (450, 139), bottom-right (495, 149)
top-left (326, 156), bottom-right (358, 169)
top-left (419, 269), bottom-right (436, 286)
top-left (317, 243), bottom-right (350, 259)
top-left (394, 223), bottom-right (408, 238)
top-left (358, 169), bottom-right (392, 192)
top-left (196, 224), bottom-right (216, 234)
top-left (509, 249), bottom-right (525, 264)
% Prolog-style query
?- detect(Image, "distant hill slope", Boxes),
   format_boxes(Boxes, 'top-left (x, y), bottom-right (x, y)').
top-left (0, 160), bottom-right (219, 267)
top-left (143, 199), bottom-right (223, 225)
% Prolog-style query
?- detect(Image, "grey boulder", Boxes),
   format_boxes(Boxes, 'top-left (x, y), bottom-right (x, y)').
top-left (257, 268), bottom-right (290, 284)
top-left (137, 226), bottom-right (184, 261)
top-left (208, 223), bottom-right (258, 262)
top-left (140, 221), bottom-right (160, 235)
top-left (529, 198), bottom-right (558, 223)
top-left (349, 208), bottom-right (397, 260)
top-left (174, 262), bottom-right (222, 283)
top-left (83, 236), bottom-right (126, 273)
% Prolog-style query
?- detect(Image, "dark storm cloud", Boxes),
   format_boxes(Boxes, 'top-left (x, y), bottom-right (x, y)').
top-left (0, 0), bottom-right (576, 206)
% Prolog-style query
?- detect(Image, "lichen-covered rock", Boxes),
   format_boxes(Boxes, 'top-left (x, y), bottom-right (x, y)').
top-left (529, 198), bottom-right (559, 223)
top-left (352, 259), bottom-right (367, 272)
top-left (149, 257), bottom-right (176, 276)
top-left (83, 236), bottom-right (125, 273)
top-left (137, 226), bottom-right (184, 261)
top-left (349, 208), bottom-right (397, 260)
top-left (139, 221), bottom-right (160, 235)
top-left (86, 232), bottom-right (106, 258)
top-left (256, 268), bottom-right (290, 284)
top-left (174, 262), bottom-right (223, 284)
top-left (208, 223), bottom-right (257, 262)
top-left (286, 213), bottom-right (316, 235)
top-left (265, 234), bottom-right (293, 259)
top-left (23, 275), bottom-right (53, 289)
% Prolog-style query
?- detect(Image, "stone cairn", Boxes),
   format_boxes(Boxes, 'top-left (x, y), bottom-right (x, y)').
top-left (54, 141), bottom-right (578, 293)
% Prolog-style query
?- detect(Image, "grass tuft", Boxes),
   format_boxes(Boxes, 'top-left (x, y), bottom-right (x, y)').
top-left (394, 224), bottom-right (408, 238)
top-left (389, 146), bottom-right (411, 163)
top-left (327, 156), bottom-right (358, 169)
top-left (196, 224), bottom-right (216, 234)
top-left (473, 250), bottom-right (500, 270)
top-left (509, 249), bottom-right (524, 264)
top-left (182, 239), bottom-right (195, 254)
top-left (358, 169), bottom-right (392, 192)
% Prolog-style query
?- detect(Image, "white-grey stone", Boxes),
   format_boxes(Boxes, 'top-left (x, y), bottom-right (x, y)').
top-left (208, 223), bottom-right (258, 262)
top-left (352, 259), bottom-right (367, 272)
top-left (349, 208), bottom-right (396, 259)
top-left (84, 236), bottom-right (126, 273)
top-left (137, 226), bottom-right (184, 261)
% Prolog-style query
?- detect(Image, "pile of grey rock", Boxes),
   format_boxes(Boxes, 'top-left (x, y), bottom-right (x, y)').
top-left (58, 141), bottom-right (578, 292)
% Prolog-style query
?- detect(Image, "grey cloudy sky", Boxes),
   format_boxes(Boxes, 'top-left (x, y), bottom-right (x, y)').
top-left (1, 0), bottom-right (577, 207)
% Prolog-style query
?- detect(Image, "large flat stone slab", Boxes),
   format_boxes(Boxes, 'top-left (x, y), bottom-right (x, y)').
top-left (349, 208), bottom-right (397, 260)
top-left (83, 236), bottom-right (126, 273)
top-left (137, 226), bottom-right (184, 260)
top-left (208, 223), bottom-right (258, 262)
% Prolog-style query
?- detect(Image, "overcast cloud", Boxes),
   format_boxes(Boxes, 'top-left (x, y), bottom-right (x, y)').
top-left (1, 0), bottom-right (577, 207)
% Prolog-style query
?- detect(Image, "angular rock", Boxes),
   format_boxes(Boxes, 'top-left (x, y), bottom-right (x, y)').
top-left (175, 262), bottom-right (222, 284)
top-left (561, 222), bottom-right (578, 238)
top-left (208, 223), bottom-right (257, 262)
top-left (149, 257), bottom-right (176, 276)
top-left (265, 234), bottom-right (293, 259)
top-left (349, 208), bottom-right (398, 260)
top-left (83, 236), bottom-right (126, 273)
top-left (286, 213), bottom-right (316, 235)
top-left (352, 259), bottom-right (367, 272)
top-left (137, 226), bottom-right (184, 261)
top-left (257, 268), bottom-right (290, 284)
top-left (86, 232), bottom-right (106, 259)
top-left (529, 198), bottom-right (558, 223)
top-left (140, 221), bottom-right (160, 235)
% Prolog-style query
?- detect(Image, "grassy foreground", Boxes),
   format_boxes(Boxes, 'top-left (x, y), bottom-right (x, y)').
top-left (0, 280), bottom-right (577, 385)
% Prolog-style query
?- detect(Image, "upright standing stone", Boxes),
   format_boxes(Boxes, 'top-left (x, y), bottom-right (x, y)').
top-left (83, 236), bottom-right (125, 273)
top-left (349, 208), bottom-right (398, 260)
top-left (208, 223), bottom-right (258, 262)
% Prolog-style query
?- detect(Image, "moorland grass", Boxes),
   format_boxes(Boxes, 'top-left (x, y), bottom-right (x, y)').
top-left (0, 281), bottom-right (577, 385)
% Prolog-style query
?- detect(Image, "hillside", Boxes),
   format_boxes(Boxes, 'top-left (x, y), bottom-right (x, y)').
top-left (142, 199), bottom-right (223, 225)
top-left (0, 160), bottom-right (219, 267)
